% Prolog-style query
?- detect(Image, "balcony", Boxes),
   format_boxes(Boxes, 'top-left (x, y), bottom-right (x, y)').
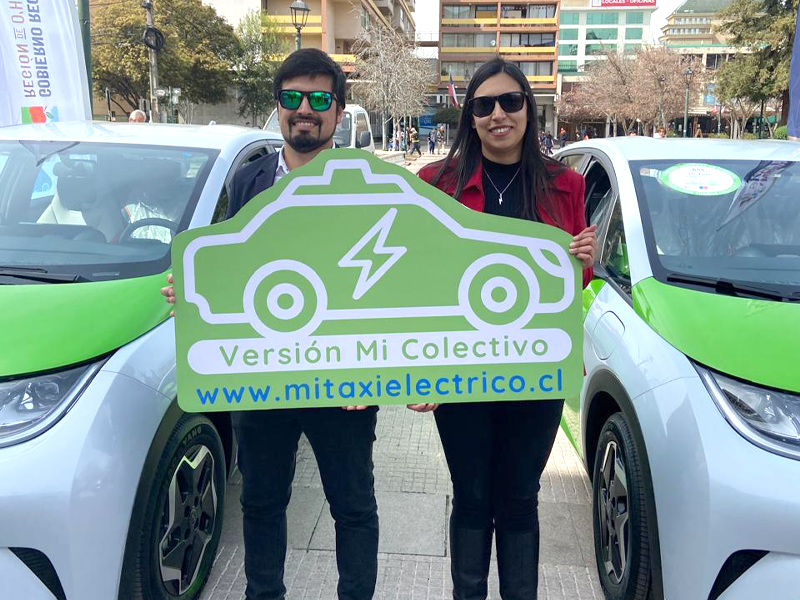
top-left (441, 17), bottom-right (499, 26)
top-left (264, 14), bottom-right (322, 34)
top-left (374, 0), bottom-right (394, 17)
top-left (440, 75), bottom-right (555, 85)
top-left (499, 17), bottom-right (557, 26)
top-left (498, 46), bottom-right (556, 55)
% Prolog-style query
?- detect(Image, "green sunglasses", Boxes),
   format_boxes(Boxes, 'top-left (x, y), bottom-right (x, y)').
top-left (278, 90), bottom-right (334, 111)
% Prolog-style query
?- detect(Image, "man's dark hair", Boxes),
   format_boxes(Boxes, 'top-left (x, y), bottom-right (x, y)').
top-left (273, 48), bottom-right (347, 108)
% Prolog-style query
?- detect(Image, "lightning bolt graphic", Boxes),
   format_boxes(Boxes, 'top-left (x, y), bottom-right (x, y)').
top-left (338, 208), bottom-right (407, 300)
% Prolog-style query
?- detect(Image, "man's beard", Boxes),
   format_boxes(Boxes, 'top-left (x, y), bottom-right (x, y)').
top-left (286, 118), bottom-right (333, 153)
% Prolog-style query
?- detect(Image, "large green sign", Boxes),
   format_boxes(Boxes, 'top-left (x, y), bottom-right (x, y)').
top-left (172, 149), bottom-right (583, 411)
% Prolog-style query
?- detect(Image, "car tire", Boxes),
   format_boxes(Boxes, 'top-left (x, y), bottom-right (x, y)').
top-left (592, 413), bottom-right (651, 600)
top-left (122, 414), bottom-right (226, 600)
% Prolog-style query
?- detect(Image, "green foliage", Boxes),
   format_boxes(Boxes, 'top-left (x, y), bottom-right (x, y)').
top-left (434, 107), bottom-right (461, 127)
top-left (774, 125), bottom-right (788, 140)
top-left (715, 54), bottom-right (769, 105)
top-left (92, 0), bottom-right (239, 112)
top-left (719, 0), bottom-right (796, 104)
top-left (234, 11), bottom-right (288, 126)
top-left (706, 133), bottom-right (731, 139)
top-left (741, 132), bottom-right (758, 139)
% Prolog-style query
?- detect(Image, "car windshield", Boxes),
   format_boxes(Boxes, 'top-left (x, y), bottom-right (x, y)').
top-left (631, 159), bottom-right (800, 294)
top-left (0, 140), bottom-right (217, 282)
top-left (264, 111), bottom-right (352, 148)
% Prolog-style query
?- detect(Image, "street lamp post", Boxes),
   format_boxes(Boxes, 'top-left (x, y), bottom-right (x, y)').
top-left (290, 0), bottom-right (310, 52)
top-left (683, 67), bottom-right (694, 138)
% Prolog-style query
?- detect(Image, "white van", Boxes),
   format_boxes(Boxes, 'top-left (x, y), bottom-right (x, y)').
top-left (263, 103), bottom-right (375, 152)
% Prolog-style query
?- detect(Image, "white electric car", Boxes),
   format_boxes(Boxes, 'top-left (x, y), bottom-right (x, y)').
top-left (0, 122), bottom-right (279, 600)
top-left (556, 138), bottom-right (800, 600)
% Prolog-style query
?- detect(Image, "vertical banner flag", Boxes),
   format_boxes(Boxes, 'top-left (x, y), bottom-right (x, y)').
top-left (448, 73), bottom-right (460, 109)
top-left (789, 3), bottom-right (800, 139)
top-left (0, 0), bottom-right (92, 127)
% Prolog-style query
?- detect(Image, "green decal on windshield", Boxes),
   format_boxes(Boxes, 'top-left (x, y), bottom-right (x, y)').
top-left (656, 163), bottom-right (741, 196)
top-left (171, 149), bottom-right (584, 411)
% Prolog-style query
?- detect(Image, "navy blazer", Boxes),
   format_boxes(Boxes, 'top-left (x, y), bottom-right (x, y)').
top-left (225, 151), bottom-right (281, 219)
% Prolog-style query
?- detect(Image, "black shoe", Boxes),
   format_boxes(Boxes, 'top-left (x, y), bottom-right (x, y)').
top-left (449, 526), bottom-right (493, 600)
top-left (495, 529), bottom-right (539, 600)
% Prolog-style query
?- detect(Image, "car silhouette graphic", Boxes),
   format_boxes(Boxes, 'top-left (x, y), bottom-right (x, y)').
top-left (182, 158), bottom-right (575, 337)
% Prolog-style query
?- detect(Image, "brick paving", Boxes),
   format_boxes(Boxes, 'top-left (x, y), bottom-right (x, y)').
top-left (200, 406), bottom-right (601, 600)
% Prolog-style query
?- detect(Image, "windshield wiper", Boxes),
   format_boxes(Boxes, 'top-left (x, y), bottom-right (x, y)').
top-left (666, 273), bottom-right (799, 302)
top-left (0, 267), bottom-right (90, 284)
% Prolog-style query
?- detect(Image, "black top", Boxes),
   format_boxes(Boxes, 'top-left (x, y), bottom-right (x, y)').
top-left (482, 157), bottom-right (524, 218)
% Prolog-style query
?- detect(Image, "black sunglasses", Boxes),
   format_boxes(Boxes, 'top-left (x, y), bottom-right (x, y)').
top-left (469, 92), bottom-right (527, 118)
top-left (278, 90), bottom-right (334, 111)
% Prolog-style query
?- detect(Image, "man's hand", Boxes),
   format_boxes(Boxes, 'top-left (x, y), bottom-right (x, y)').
top-left (341, 405), bottom-right (370, 411)
top-left (160, 273), bottom-right (175, 317)
top-left (406, 403), bottom-right (439, 412)
top-left (569, 224), bottom-right (598, 269)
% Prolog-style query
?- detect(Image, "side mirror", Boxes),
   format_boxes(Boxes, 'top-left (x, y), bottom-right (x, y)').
top-left (357, 130), bottom-right (372, 149)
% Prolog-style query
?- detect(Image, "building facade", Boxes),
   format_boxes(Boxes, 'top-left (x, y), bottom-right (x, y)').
top-left (204, 0), bottom-right (416, 74)
top-left (437, 1), bottom-right (561, 135)
top-left (557, 0), bottom-right (657, 75)
top-left (659, 0), bottom-right (737, 134)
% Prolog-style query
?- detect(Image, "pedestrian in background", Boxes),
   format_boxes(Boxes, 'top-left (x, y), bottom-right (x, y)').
top-left (416, 58), bottom-right (597, 600)
top-left (410, 127), bottom-right (421, 156)
top-left (128, 110), bottom-right (147, 123)
top-left (428, 128), bottom-right (437, 154)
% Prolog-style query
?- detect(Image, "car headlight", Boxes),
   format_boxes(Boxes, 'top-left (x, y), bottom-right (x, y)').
top-left (0, 361), bottom-right (103, 448)
top-left (697, 365), bottom-right (800, 461)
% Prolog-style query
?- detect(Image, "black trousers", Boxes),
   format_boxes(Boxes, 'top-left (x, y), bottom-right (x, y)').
top-left (434, 400), bottom-right (564, 598)
top-left (233, 407), bottom-right (379, 600)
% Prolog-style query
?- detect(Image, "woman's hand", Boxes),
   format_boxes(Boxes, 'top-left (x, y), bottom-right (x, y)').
top-left (407, 403), bottom-right (439, 412)
top-left (341, 405), bottom-right (370, 411)
top-left (570, 224), bottom-right (598, 269)
top-left (160, 273), bottom-right (175, 317)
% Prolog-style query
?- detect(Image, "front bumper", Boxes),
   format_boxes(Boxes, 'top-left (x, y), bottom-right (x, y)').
top-left (0, 370), bottom-right (171, 600)
top-left (634, 376), bottom-right (800, 600)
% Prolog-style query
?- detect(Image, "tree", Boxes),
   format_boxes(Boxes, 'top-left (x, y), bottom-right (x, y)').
top-left (434, 107), bottom-right (461, 127)
top-left (92, 0), bottom-right (239, 118)
top-left (351, 24), bottom-right (433, 149)
top-left (557, 46), bottom-right (703, 136)
top-left (234, 11), bottom-right (288, 127)
top-left (715, 55), bottom-right (764, 137)
top-left (719, 0), bottom-right (798, 125)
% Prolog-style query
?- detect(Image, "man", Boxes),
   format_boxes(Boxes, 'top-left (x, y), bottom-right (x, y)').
top-left (409, 127), bottom-right (421, 156)
top-left (128, 109), bottom-right (147, 123)
top-left (162, 49), bottom-right (379, 600)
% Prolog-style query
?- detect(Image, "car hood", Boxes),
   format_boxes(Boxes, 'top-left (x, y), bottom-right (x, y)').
top-left (632, 277), bottom-right (800, 394)
top-left (1, 273), bottom-right (171, 377)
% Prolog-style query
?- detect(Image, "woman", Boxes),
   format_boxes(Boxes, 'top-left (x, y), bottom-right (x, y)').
top-left (414, 58), bottom-right (596, 600)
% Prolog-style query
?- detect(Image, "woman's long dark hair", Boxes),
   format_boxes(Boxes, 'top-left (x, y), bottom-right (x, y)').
top-left (432, 58), bottom-right (564, 225)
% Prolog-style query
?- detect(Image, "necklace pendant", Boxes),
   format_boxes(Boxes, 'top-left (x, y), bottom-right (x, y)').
top-left (498, 194), bottom-right (503, 205)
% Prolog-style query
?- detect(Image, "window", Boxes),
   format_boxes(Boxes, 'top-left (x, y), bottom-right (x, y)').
top-left (527, 5), bottom-right (556, 18)
top-left (601, 199), bottom-right (630, 289)
top-left (586, 43), bottom-right (615, 55)
top-left (475, 33), bottom-right (496, 47)
top-left (558, 44), bottom-right (578, 56)
top-left (623, 43), bottom-right (641, 54)
top-left (361, 6), bottom-right (369, 29)
top-left (559, 153), bottom-right (585, 172)
top-left (355, 112), bottom-right (369, 148)
top-left (586, 28), bottom-right (618, 40)
top-left (625, 27), bottom-right (642, 40)
top-left (442, 33), bottom-right (478, 47)
top-left (475, 4), bottom-right (497, 17)
top-left (561, 11), bottom-right (580, 24)
top-left (500, 32), bottom-right (555, 47)
top-left (443, 5), bottom-right (470, 18)
top-left (625, 11), bottom-right (643, 24)
top-left (706, 53), bottom-right (723, 69)
top-left (587, 12), bottom-right (618, 25)
top-left (516, 61), bottom-right (553, 76)
top-left (559, 60), bottom-right (578, 72)
top-left (559, 28), bottom-right (579, 40)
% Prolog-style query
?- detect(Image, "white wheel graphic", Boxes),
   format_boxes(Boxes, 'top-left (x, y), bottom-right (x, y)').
top-left (243, 260), bottom-right (327, 337)
top-left (458, 254), bottom-right (539, 330)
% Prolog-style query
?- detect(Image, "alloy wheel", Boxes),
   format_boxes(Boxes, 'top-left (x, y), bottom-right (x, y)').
top-left (158, 444), bottom-right (218, 595)
top-left (597, 440), bottom-right (630, 585)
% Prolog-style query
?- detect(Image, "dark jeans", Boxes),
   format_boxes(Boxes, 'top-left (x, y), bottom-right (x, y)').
top-left (434, 400), bottom-right (564, 598)
top-left (233, 407), bottom-right (379, 600)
